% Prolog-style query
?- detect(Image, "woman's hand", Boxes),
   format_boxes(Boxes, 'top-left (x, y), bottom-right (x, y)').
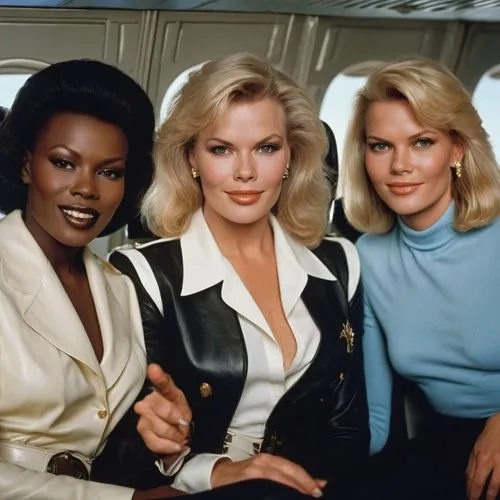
top-left (211, 454), bottom-right (326, 497)
top-left (135, 364), bottom-right (192, 465)
top-left (466, 413), bottom-right (500, 500)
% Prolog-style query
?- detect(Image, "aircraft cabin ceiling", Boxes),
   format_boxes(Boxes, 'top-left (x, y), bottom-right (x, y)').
top-left (0, 0), bottom-right (499, 22)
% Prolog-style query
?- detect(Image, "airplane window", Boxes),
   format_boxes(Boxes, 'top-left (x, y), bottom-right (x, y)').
top-left (320, 61), bottom-right (382, 196)
top-left (473, 67), bottom-right (500, 164)
top-left (159, 61), bottom-right (209, 124)
top-left (0, 73), bottom-right (31, 109)
top-left (0, 74), bottom-right (31, 220)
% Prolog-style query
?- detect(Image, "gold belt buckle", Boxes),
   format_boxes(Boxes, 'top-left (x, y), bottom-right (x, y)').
top-left (47, 451), bottom-right (89, 480)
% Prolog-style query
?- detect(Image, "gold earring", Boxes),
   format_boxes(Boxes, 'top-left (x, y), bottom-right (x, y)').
top-left (191, 167), bottom-right (199, 179)
top-left (282, 163), bottom-right (290, 180)
top-left (454, 159), bottom-right (462, 179)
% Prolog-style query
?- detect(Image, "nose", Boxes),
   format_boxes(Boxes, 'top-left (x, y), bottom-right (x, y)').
top-left (70, 168), bottom-right (99, 200)
top-left (233, 153), bottom-right (257, 182)
top-left (390, 147), bottom-right (412, 175)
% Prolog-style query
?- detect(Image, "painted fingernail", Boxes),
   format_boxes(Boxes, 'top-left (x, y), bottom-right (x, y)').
top-left (179, 418), bottom-right (190, 426)
top-left (312, 488), bottom-right (323, 498)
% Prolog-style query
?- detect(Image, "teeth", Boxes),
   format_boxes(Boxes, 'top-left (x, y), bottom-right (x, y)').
top-left (62, 209), bottom-right (95, 220)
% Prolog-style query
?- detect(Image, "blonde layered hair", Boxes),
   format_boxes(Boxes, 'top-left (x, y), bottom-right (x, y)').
top-left (142, 53), bottom-right (329, 247)
top-left (341, 57), bottom-right (500, 234)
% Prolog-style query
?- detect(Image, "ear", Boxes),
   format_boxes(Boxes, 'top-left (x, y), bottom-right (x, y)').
top-left (455, 144), bottom-right (465, 164)
top-left (21, 153), bottom-right (32, 185)
top-left (187, 149), bottom-right (196, 170)
top-left (449, 131), bottom-right (465, 162)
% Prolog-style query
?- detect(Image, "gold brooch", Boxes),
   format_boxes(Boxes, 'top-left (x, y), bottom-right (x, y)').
top-left (340, 321), bottom-right (355, 354)
top-left (199, 382), bottom-right (213, 398)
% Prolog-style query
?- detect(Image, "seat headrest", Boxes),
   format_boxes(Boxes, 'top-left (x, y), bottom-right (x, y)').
top-left (322, 120), bottom-right (338, 173)
top-left (321, 120), bottom-right (338, 201)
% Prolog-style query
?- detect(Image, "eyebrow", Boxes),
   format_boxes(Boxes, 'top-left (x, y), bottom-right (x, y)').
top-left (206, 134), bottom-right (284, 146)
top-left (48, 144), bottom-right (125, 164)
top-left (366, 129), bottom-right (437, 142)
top-left (48, 144), bottom-right (81, 157)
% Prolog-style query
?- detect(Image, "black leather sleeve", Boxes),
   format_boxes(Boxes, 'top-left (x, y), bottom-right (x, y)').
top-left (111, 251), bottom-right (170, 365)
top-left (91, 251), bottom-right (171, 489)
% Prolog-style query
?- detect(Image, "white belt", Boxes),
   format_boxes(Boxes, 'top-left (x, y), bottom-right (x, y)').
top-left (222, 431), bottom-right (263, 462)
top-left (0, 441), bottom-right (92, 476)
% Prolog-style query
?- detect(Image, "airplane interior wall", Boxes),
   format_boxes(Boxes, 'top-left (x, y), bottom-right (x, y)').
top-left (0, 6), bottom-right (499, 253)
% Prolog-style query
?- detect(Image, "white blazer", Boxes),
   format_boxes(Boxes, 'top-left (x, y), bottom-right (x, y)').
top-left (0, 210), bottom-right (146, 500)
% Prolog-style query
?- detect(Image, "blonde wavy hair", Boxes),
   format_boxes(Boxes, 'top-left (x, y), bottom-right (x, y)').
top-left (142, 52), bottom-right (329, 247)
top-left (341, 57), bottom-right (500, 233)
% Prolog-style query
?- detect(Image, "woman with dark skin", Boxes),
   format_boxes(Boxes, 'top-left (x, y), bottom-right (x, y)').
top-left (0, 59), bottom-right (193, 500)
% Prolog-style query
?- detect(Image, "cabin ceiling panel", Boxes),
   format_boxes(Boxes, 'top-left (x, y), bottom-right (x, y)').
top-left (0, 17), bottom-right (107, 62)
top-left (146, 12), bottom-right (294, 115)
top-left (2, 0), bottom-right (500, 21)
top-left (0, 9), bottom-right (150, 83)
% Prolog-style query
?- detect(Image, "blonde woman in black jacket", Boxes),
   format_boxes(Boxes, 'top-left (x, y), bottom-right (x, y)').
top-left (108, 53), bottom-right (368, 499)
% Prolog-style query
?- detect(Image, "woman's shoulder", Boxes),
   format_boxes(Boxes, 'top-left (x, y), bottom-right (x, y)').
top-left (473, 215), bottom-right (500, 239)
top-left (87, 248), bottom-right (136, 291)
top-left (355, 230), bottom-right (394, 260)
top-left (320, 234), bottom-right (359, 269)
top-left (108, 237), bottom-right (182, 282)
top-left (108, 238), bottom-right (183, 315)
top-left (316, 234), bottom-right (361, 301)
top-left (111, 236), bottom-right (181, 263)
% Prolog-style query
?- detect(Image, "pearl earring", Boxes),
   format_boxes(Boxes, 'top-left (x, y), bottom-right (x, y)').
top-left (454, 159), bottom-right (463, 179)
top-left (191, 167), bottom-right (199, 179)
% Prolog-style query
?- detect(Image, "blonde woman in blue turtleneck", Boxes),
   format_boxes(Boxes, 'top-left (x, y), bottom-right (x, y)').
top-left (341, 58), bottom-right (500, 500)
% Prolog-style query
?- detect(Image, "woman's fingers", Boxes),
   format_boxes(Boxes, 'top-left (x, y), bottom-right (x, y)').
top-left (134, 368), bottom-right (193, 456)
top-left (136, 412), bottom-right (186, 444)
top-left (147, 364), bottom-right (192, 422)
top-left (211, 453), bottom-right (323, 497)
top-left (135, 394), bottom-right (186, 429)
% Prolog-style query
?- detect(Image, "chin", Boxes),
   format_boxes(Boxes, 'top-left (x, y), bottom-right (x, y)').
top-left (214, 202), bottom-right (271, 225)
top-left (383, 199), bottom-right (425, 217)
top-left (55, 229), bottom-right (101, 248)
top-left (225, 214), bottom-right (267, 226)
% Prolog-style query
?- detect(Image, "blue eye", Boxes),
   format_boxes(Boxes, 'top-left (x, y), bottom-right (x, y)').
top-left (259, 144), bottom-right (279, 154)
top-left (415, 138), bottom-right (434, 149)
top-left (368, 142), bottom-right (389, 152)
top-left (211, 146), bottom-right (229, 156)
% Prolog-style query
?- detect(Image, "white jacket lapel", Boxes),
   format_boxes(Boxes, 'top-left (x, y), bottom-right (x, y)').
top-left (88, 250), bottom-right (134, 389)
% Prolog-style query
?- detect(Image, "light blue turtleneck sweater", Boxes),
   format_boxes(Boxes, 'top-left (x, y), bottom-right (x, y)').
top-left (357, 202), bottom-right (500, 454)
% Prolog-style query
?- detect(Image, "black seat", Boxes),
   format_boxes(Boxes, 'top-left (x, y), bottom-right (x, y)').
top-left (321, 121), bottom-right (363, 243)
top-left (332, 199), bottom-right (363, 243)
top-left (322, 120), bottom-right (338, 204)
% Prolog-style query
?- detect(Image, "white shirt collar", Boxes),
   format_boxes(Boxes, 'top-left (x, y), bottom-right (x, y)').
top-left (180, 208), bottom-right (226, 296)
top-left (180, 208), bottom-right (336, 297)
top-left (269, 215), bottom-right (336, 283)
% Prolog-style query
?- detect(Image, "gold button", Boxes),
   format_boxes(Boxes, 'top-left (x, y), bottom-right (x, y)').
top-left (97, 410), bottom-right (108, 419)
top-left (199, 382), bottom-right (212, 398)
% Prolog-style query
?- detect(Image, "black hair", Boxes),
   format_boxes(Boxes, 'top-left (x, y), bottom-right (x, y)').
top-left (0, 59), bottom-right (155, 236)
top-left (0, 107), bottom-right (8, 123)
